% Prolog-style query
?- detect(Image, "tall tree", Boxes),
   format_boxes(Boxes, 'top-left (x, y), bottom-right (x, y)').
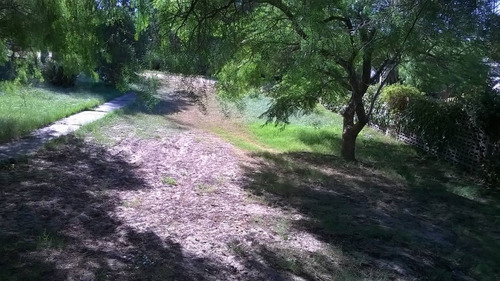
top-left (147, 0), bottom-right (496, 160)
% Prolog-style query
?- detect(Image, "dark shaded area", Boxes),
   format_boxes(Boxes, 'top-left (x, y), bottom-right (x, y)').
top-left (0, 136), bottom-right (236, 280)
top-left (297, 128), bottom-right (497, 196)
top-left (0, 131), bottom-right (312, 281)
top-left (33, 80), bottom-right (123, 101)
top-left (239, 146), bottom-right (500, 280)
top-left (131, 89), bottom-right (207, 117)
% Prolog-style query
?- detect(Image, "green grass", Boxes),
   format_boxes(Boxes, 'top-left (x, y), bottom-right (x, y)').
top-left (237, 96), bottom-right (343, 127)
top-left (161, 176), bottom-right (178, 186)
top-left (196, 183), bottom-right (217, 194)
top-left (216, 95), bottom-right (488, 202)
top-left (36, 229), bottom-right (65, 250)
top-left (0, 81), bottom-right (122, 143)
top-left (249, 123), bottom-right (341, 153)
top-left (210, 126), bottom-right (263, 152)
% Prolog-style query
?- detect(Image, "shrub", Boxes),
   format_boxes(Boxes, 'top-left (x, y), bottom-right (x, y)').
top-left (381, 84), bottom-right (424, 113)
top-left (401, 98), bottom-right (465, 149)
top-left (43, 62), bottom-right (77, 87)
top-left (0, 80), bottom-right (20, 95)
top-left (371, 83), bottom-right (500, 187)
top-left (462, 90), bottom-right (500, 185)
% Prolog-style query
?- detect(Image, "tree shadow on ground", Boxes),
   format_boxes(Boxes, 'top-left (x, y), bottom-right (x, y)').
top-left (0, 136), bottom-right (238, 280)
top-left (297, 128), bottom-right (496, 200)
top-left (239, 147), bottom-right (500, 280)
top-left (34, 81), bottom-right (123, 101)
top-left (129, 89), bottom-right (209, 117)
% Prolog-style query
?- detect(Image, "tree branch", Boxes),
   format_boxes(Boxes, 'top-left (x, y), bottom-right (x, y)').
top-left (366, 0), bottom-right (429, 119)
top-left (257, 0), bottom-right (308, 40)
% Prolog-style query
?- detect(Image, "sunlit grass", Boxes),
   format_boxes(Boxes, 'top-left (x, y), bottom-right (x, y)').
top-left (0, 81), bottom-right (122, 143)
top-left (210, 126), bottom-right (264, 152)
top-left (249, 123), bottom-right (341, 154)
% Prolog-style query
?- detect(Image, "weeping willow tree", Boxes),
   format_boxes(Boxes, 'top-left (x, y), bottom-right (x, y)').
top-left (0, 0), bottom-right (147, 86)
top-left (142, 0), bottom-right (496, 161)
top-left (0, 1), bottom-right (103, 81)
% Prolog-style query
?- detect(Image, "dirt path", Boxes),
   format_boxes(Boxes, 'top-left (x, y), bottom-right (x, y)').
top-left (0, 74), bottom-right (331, 281)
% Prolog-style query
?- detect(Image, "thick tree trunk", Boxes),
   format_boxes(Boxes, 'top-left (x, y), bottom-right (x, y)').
top-left (341, 128), bottom-right (357, 161)
top-left (340, 92), bottom-right (369, 161)
top-left (339, 41), bottom-right (373, 161)
top-left (340, 97), bottom-right (358, 161)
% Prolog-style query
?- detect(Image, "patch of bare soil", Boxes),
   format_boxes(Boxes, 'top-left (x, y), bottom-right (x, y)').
top-left (111, 132), bottom-right (331, 279)
top-left (0, 135), bottom-right (330, 280)
top-left (145, 72), bottom-right (265, 154)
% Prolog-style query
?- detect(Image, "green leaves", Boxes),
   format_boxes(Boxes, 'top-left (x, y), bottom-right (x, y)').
top-left (381, 84), bottom-right (424, 113)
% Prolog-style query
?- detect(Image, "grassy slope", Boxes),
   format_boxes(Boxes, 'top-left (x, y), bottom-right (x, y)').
top-left (215, 96), bottom-right (487, 200)
top-left (0, 82), bottom-right (122, 143)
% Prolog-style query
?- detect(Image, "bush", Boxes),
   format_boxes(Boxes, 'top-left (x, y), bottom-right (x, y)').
top-left (371, 83), bottom-right (500, 187)
top-left (43, 62), bottom-right (77, 87)
top-left (465, 90), bottom-right (500, 141)
top-left (0, 80), bottom-right (20, 95)
top-left (97, 9), bottom-right (139, 87)
top-left (463, 90), bottom-right (500, 186)
top-left (381, 84), bottom-right (424, 113)
top-left (401, 98), bottom-right (465, 149)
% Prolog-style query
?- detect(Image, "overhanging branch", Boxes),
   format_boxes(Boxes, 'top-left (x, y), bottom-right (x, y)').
top-left (256, 0), bottom-right (308, 40)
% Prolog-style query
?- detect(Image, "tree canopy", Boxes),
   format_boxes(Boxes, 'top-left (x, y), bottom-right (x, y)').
top-left (146, 0), bottom-right (498, 160)
top-left (1, 0), bottom-right (498, 160)
top-left (0, 0), bottom-right (101, 75)
top-left (0, 0), bottom-right (148, 85)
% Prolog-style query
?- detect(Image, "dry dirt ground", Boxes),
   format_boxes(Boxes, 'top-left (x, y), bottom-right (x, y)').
top-left (0, 74), bottom-right (333, 281)
top-left (0, 73), bottom-right (498, 281)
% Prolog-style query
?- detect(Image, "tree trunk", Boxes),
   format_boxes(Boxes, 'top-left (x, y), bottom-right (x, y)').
top-left (340, 98), bottom-right (358, 161)
top-left (341, 128), bottom-right (357, 161)
top-left (340, 92), bottom-right (369, 161)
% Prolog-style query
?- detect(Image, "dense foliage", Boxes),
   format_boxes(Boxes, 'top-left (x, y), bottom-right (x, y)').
top-left (370, 84), bottom-right (500, 185)
top-left (0, 1), bottom-right (102, 82)
top-left (1, 0), bottom-right (498, 162)
top-left (144, 0), bottom-right (498, 160)
top-left (381, 84), bottom-right (424, 113)
top-left (0, 0), bottom-right (151, 87)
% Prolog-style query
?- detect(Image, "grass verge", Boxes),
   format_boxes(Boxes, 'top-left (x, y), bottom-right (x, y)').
top-left (0, 81), bottom-right (122, 143)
